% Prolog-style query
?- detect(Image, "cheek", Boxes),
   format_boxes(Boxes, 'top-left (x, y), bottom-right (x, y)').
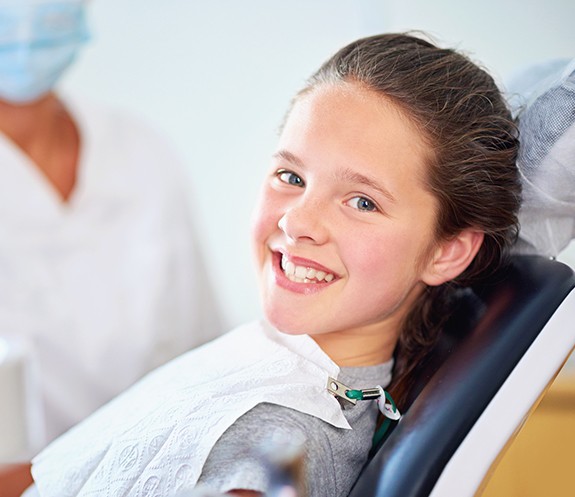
top-left (347, 230), bottom-right (402, 268)
top-left (341, 227), bottom-right (429, 284)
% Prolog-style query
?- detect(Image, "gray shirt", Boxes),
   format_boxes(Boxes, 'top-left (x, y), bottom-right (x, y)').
top-left (197, 361), bottom-right (393, 497)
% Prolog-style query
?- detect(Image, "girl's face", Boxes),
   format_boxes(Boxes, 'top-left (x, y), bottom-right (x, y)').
top-left (251, 84), bottom-right (441, 365)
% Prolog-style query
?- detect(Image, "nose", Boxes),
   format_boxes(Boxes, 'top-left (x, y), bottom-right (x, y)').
top-left (277, 198), bottom-right (329, 245)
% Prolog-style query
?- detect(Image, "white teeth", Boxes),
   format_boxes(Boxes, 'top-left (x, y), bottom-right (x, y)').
top-left (279, 255), bottom-right (335, 284)
top-left (294, 266), bottom-right (307, 279)
top-left (281, 255), bottom-right (296, 276)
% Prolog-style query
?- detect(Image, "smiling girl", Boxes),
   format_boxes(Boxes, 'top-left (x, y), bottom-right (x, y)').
top-left (255, 33), bottom-right (521, 406)
top-left (255, 84), bottom-right (454, 367)
top-left (27, 33), bottom-right (521, 497)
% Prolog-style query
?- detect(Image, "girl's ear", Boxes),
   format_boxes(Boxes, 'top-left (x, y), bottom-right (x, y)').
top-left (422, 229), bottom-right (484, 286)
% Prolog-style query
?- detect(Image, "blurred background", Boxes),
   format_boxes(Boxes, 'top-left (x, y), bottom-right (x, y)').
top-left (60, 0), bottom-right (575, 328)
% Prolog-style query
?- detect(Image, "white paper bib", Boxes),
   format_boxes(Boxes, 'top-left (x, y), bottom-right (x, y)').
top-left (32, 321), bottom-right (350, 496)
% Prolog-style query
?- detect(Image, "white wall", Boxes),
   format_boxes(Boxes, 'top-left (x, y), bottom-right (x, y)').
top-left (60, 0), bottom-right (575, 328)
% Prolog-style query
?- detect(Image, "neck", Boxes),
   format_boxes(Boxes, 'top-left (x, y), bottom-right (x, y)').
top-left (311, 323), bottom-right (400, 367)
top-left (0, 93), bottom-right (80, 201)
top-left (0, 93), bottom-right (61, 150)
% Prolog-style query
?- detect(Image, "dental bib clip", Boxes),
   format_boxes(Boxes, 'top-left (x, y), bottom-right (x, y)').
top-left (327, 377), bottom-right (401, 421)
top-left (327, 376), bottom-right (401, 448)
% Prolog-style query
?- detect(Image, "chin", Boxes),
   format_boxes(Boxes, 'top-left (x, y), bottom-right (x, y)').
top-left (264, 309), bottom-right (310, 336)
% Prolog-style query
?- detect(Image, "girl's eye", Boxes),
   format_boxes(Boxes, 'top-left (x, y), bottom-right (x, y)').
top-left (347, 196), bottom-right (378, 212)
top-left (277, 170), bottom-right (305, 187)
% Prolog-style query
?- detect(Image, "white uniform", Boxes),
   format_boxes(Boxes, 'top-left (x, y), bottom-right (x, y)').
top-left (0, 95), bottom-right (224, 444)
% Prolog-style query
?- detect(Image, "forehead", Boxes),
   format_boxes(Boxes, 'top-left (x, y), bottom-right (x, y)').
top-left (279, 83), bottom-right (434, 187)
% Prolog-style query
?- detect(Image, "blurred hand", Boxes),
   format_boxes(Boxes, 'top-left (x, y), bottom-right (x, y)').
top-left (0, 463), bottom-right (32, 497)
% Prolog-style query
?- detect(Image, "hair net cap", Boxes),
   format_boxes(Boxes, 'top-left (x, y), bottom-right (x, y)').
top-left (506, 58), bottom-right (575, 258)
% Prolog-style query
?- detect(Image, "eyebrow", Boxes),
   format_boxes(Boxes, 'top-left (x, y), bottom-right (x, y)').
top-left (272, 149), bottom-right (396, 203)
top-left (273, 150), bottom-right (305, 169)
top-left (336, 168), bottom-right (396, 203)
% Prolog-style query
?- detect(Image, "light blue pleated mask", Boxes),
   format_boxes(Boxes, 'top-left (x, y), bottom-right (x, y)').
top-left (0, 1), bottom-right (90, 104)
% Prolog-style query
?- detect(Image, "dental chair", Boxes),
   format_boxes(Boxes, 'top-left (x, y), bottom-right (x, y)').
top-left (348, 254), bottom-right (575, 497)
top-left (348, 53), bottom-right (575, 497)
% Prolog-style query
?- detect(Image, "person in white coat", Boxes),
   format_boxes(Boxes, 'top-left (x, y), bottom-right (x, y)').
top-left (0, 1), bottom-right (224, 492)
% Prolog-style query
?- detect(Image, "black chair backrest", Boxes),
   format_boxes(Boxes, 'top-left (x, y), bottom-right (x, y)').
top-left (349, 255), bottom-right (575, 497)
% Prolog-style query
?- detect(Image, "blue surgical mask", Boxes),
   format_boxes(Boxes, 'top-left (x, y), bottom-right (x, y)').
top-left (0, 2), bottom-right (90, 104)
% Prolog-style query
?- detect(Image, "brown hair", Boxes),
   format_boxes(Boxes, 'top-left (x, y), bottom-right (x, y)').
top-left (298, 33), bottom-right (521, 408)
